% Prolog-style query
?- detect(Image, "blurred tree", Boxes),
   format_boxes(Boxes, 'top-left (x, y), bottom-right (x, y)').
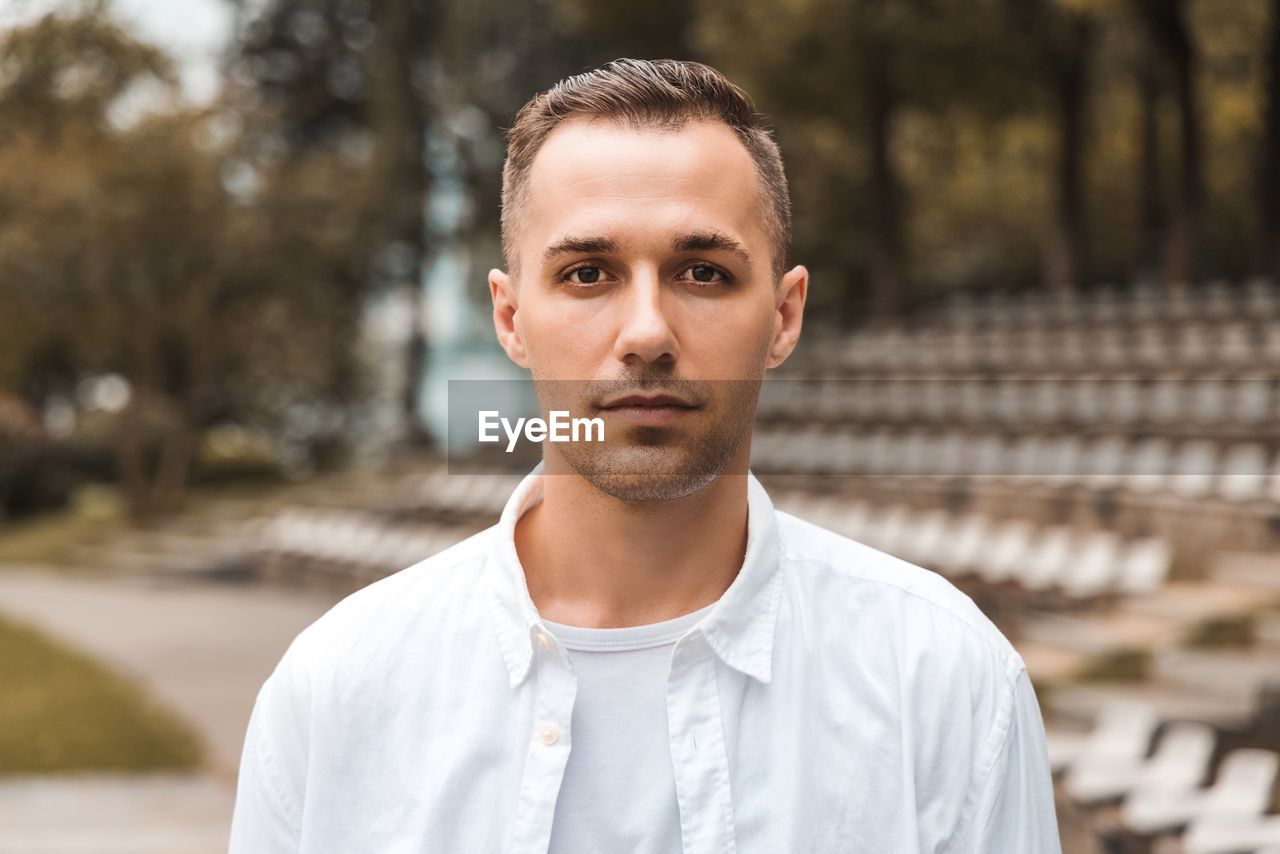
top-left (1007, 0), bottom-right (1099, 294)
top-left (227, 0), bottom-right (436, 440)
top-left (1262, 0), bottom-right (1280, 279)
top-left (0, 5), bottom-right (372, 519)
top-left (1133, 0), bottom-right (1203, 285)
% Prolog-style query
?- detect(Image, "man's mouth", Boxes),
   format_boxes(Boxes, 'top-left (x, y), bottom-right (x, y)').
top-left (598, 393), bottom-right (699, 427)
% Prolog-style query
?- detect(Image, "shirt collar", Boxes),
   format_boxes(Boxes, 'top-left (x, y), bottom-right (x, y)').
top-left (484, 461), bottom-right (784, 689)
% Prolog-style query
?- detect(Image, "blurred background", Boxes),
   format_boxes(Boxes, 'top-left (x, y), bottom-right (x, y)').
top-left (1, 0), bottom-right (1279, 851)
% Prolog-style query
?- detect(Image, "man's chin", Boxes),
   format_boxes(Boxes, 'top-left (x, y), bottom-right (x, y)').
top-left (563, 447), bottom-right (739, 502)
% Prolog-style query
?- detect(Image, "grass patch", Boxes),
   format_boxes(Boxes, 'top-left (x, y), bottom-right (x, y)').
top-left (0, 486), bottom-right (124, 567)
top-left (0, 613), bottom-right (201, 774)
top-left (1182, 614), bottom-right (1257, 649)
top-left (1079, 648), bottom-right (1151, 683)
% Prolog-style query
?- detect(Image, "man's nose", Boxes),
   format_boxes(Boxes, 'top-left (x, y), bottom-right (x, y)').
top-left (611, 269), bottom-right (679, 366)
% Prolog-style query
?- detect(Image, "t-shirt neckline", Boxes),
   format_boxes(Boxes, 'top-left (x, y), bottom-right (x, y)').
top-left (541, 600), bottom-right (719, 651)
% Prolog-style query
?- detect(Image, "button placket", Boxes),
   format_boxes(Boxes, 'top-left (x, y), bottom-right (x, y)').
top-left (508, 636), bottom-right (578, 854)
top-left (667, 635), bottom-right (738, 854)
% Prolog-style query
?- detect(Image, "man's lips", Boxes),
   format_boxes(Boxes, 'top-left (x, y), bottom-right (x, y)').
top-left (598, 394), bottom-right (698, 426)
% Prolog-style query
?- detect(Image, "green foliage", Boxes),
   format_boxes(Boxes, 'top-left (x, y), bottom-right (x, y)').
top-left (0, 613), bottom-right (201, 774)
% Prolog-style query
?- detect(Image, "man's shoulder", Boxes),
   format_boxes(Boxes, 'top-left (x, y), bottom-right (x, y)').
top-left (283, 525), bottom-right (496, 667)
top-left (775, 508), bottom-right (1022, 675)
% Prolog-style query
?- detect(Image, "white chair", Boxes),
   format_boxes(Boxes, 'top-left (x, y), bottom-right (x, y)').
top-left (1217, 443), bottom-right (1269, 502)
top-left (862, 504), bottom-right (916, 558)
top-left (1185, 815), bottom-right (1280, 854)
top-left (934, 431), bottom-right (968, 478)
top-left (865, 429), bottom-right (897, 475)
top-left (1061, 531), bottom-right (1123, 599)
top-left (957, 379), bottom-right (989, 422)
top-left (1123, 438), bottom-right (1172, 495)
top-left (897, 430), bottom-right (931, 476)
top-left (1047, 700), bottom-right (1158, 777)
top-left (1081, 435), bottom-right (1127, 489)
top-left (1188, 377), bottom-right (1228, 426)
top-left (903, 508), bottom-right (951, 568)
top-left (1175, 323), bottom-right (1214, 366)
top-left (1037, 435), bottom-right (1084, 486)
top-left (1059, 328), bottom-right (1090, 368)
top-left (831, 499), bottom-right (873, 542)
top-left (1094, 326), bottom-right (1128, 368)
top-left (1216, 321), bottom-right (1255, 365)
top-left (1065, 721), bottom-right (1214, 806)
top-left (978, 519), bottom-right (1036, 584)
top-left (970, 434), bottom-right (1007, 477)
top-left (1231, 374), bottom-right (1273, 424)
top-left (1069, 376), bottom-right (1105, 425)
top-left (1019, 526), bottom-right (1075, 591)
top-left (934, 513), bottom-right (988, 578)
top-left (1105, 377), bottom-right (1144, 426)
top-left (1122, 748), bottom-right (1280, 836)
top-left (1200, 280), bottom-right (1238, 320)
top-left (1030, 378), bottom-right (1066, 424)
top-left (1169, 440), bottom-right (1219, 500)
top-left (1146, 376), bottom-right (1185, 424)
top-left (1008, 435), bottom-right (1044, 478)
top-left (1133, 324), bottom-right (1168, 367)
top-left (1114, 537), bottom-right (1172, 595)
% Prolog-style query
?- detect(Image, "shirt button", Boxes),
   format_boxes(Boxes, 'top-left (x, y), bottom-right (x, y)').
top-left (537, 724), bottom-right (559, 745)
top-left (536, 631), bottom-right (553, 651)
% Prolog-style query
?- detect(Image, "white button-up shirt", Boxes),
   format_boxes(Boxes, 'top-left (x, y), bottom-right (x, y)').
top-left (230, 467), bottom-right (1062, 853)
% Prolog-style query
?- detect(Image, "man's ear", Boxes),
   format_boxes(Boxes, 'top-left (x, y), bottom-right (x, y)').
top-left (766, 264), bottom-right (808, 369)
top-left (489, 268), bottom-right (530, 368)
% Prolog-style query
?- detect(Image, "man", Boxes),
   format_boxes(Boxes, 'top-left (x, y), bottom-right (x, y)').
top-left (230, 58), bottom-right (1061, 852)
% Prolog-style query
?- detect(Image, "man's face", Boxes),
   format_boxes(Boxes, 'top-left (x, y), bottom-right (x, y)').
top-left (490, 117), bottom-right (807, 500)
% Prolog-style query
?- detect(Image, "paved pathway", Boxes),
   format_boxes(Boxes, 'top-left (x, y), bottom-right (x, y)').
top-left (0, 567), bottom-right (340, 853)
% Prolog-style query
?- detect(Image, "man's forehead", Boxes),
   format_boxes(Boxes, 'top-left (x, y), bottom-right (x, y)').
top-left (527, 117), bottom-right (758, 201)
top-left (522, 117), bottom-right (768, 256)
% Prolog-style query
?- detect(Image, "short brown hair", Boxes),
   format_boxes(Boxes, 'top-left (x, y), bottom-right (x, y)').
top-left (500, 58), bottom-right (791, 280)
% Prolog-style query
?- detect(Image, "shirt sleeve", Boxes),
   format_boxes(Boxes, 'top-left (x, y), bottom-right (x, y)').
top-left (228, 653), bottom-right (309, 853)
top-left (953, 664), bottom-right (1063, 853)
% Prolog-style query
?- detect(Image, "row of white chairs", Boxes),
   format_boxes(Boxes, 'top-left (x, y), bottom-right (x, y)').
top-left (408, 469), bottom-right (525, 518)
top-left (811, 318), bottom-right (1280, 373)
top-left (933, 278), bottom-right (1279, 328)
top-left (753, 429), bottom-right (1280, 502)
top-left (261, 508), bottom-right (472, 572)
top-left (758, 374), bottom-right (1278, 426)
top-left (1049, 700), bottom-right (1280, 852)
top-left (773, 494), bottom-right (1171, 599)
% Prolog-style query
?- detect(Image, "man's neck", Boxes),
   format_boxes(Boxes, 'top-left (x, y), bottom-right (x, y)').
top-left (513, 454), bottom-right (750, 629)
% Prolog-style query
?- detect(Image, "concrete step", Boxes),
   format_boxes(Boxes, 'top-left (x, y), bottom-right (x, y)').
top-left (1210, 551), bottom-right (1280, 600)
top-left (1018, 640), bottom-right (1090, 686)
top-left (1019, 611), bottom-right (1181, 659)
top-left (1046, 680), bottom-right (1259, 733)
top-left (1153, 647), bottom-right (1280, 704)
top-left (1117, 581), bottom-right (1270, 625)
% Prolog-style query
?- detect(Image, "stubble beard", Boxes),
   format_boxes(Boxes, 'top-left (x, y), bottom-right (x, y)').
top-left (544, 378), bottom-right (762, 502)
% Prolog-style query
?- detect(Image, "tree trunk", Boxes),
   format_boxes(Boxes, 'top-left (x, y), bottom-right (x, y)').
top-left (865, 43), bottom-right (904, 324)
top-left (151, 405), bottom-right (195, 513)
top-left (1262, 0), bottom-right (1280, 279)
top-left (1138, 0), bottom-right (1202, 286)
top-left (368, 0), bottom-right (432, 440)
top-left (1045, 15), bottom-right (1092, 295)
top-left (119, 331), bottom-right (159, 523)
top-left (1136, 43), bottom-right (1164, 280)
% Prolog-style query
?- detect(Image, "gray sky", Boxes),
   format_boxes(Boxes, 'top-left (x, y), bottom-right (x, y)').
top-left (0, 0), bottom-right (239, 105)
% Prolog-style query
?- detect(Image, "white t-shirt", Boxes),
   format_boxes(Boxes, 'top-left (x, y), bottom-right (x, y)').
top-left (542, 600), bottom-right (719, 854)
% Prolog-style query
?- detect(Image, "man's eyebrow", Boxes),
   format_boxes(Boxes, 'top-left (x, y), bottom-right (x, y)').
top-left (542, 235), bottom-right (620, 264)
top-left (672, 230), bottom-right (751, 265)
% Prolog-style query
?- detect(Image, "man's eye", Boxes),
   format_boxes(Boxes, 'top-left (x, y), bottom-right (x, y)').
top-left (679, 264), bottom-right (729, 284)
top-left (564, 266), bottom-right (603, 285)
